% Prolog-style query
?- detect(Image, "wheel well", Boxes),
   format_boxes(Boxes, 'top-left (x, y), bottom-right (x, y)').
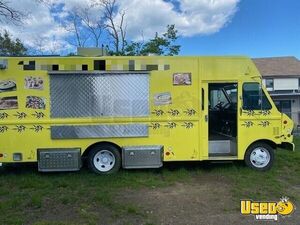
top-left (246, 139), bottom-right (277, 152)
top-left (82, 141), bottom-right (122, 158)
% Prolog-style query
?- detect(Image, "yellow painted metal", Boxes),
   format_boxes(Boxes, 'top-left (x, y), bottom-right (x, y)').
top-left (0, 56), bottom-right (294, 163)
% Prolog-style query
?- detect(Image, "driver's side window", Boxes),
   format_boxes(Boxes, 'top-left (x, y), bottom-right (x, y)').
top-left (242, 82), bottom-right (272, 110)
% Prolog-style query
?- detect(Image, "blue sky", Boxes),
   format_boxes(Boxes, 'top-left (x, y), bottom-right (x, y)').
top-left (2, 0), bottom-right (299, 58)
top-left (179, 0), bottom-right (300, 58)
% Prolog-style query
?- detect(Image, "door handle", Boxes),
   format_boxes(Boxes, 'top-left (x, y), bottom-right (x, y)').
top-left (201, 88), bottom-right (204, 110)
top-left (205, 115), bottom-right (208, 122)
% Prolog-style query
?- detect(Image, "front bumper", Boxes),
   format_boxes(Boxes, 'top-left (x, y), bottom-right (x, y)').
top-left (278, 142), bottom-right (295, 151)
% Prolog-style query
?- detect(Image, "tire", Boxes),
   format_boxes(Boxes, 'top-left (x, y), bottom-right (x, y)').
top-left (87, 144), bottom-right (121, 174)
top-left (244, 142), bottom-right (274, 171)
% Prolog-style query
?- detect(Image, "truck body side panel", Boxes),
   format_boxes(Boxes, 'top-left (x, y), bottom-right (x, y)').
top-left (0, 56), bottom-right (292, 164)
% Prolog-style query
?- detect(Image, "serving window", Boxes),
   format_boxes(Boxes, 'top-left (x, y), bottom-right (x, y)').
top-left (50, 72), bottom-right (149, 118)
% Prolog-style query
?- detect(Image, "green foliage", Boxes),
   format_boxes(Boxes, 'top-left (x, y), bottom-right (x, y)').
top-left (123, 41), bottom-right (144, 56)
top-left (0, 30), bottom-right (27, 56)
top-left (123, 24), bottom-right (181, 56)
top-left (142, 24), bottom-right (180, 56)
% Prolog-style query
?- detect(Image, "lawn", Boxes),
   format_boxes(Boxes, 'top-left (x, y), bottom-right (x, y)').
top-left (0, 139), bottom-right (299, 225)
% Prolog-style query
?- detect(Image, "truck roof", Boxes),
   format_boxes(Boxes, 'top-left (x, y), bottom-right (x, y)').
top-left (0, 55), bottom-right (260, 81)
top-left (0, 55), bottom-right (249, 59)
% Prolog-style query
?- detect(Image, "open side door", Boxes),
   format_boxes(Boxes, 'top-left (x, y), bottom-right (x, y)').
top-left (200, 82), bottom-right (209, 159)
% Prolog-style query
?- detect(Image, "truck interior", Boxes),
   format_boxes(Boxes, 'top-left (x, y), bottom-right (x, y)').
top-left (208, 83), bottom-right (238, 156)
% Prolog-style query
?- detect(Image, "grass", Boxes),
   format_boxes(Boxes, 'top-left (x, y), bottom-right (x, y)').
top-left (0, 139), bottom-right (299, 225)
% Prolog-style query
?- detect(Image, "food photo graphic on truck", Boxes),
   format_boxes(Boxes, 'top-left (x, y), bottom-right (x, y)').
top-left (0, 56), bottom-right (294, 174)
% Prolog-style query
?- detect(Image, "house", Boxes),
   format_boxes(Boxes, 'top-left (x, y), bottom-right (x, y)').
top-left (253, 56), bottom-right (300, 126)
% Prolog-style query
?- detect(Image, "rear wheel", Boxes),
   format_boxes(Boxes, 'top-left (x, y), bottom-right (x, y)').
top-left (244, 142), bottom-right (274, 171)
top-left (87, 144), bottom-right (121, 174)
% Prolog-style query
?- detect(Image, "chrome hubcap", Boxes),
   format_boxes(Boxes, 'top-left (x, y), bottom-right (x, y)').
top-left (93, 150), bottom-right (115, 172)
top-left (250, 147), bottom-right (270, 168)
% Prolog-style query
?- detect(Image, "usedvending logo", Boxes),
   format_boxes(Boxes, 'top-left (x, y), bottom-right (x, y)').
top-left (241, 197), bottom-right (295, 221)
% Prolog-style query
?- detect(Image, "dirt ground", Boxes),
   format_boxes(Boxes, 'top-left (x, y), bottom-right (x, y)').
top-left (26, 174), bottom-right (298, 225)
top-left (112, 176), bottom-right (299, 225)
top-left (0, 160), bottom-right (300, 225)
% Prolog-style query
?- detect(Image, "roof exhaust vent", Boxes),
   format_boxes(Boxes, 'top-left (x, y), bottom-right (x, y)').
top-left (77, 47), bottom-right (107, 57)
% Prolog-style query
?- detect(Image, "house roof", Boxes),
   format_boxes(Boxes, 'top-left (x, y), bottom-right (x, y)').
top-left (252, 56), bottom-right (300, 77)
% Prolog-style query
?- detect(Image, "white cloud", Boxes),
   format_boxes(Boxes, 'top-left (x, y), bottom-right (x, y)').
top-left (0, 0), bottom-right (71, 54)
top-left (0, 0), bottom-right (239, 54)
top-left (116, 0), bottom-right (240, 40)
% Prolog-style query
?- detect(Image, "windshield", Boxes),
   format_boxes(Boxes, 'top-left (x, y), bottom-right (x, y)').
top-left (224, 84), bottom-right (237, 103)
top-left (209, 84), bottom-right (237, 109)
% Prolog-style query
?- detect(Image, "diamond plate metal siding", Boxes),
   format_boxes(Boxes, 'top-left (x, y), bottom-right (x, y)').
top-left (51, 124), bottom-right (149, 139)
top-left (122, 145), bottom-right (163, 168)
top-left (50, 73), bottom-right (149, 118)
top-left (38, 148), bottom-right (81, 172)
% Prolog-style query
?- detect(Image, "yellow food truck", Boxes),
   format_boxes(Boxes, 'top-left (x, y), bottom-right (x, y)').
top-left (0, 56), bottom-right (294, 174)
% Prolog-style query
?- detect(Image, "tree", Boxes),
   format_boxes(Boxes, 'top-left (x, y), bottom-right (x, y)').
top-left (123, 41), bottom-right (143, 56)
top-left (33, 1), bottom-right (180, 56)
top-left (0, 0), bottom-right (24, 24)
top-left (0, 30), bottom-right (27, 56)
top-left (124, 25), bottom-right (181, 56)
top-left (78, 7), bottom-right (103, 48)
top-left (95, 0), bottom-right (127, 55)
top-left (57, 2), bottom-right (105, 49)
top-left (62, 8), bottom-right (90, 48)
top-left (141, 25), bottom-right (180, 56)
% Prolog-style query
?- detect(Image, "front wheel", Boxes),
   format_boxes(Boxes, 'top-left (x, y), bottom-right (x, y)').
top-left (244, 142), bottom-right (274, 171)
top-left (87, 144), bottom-right (121, 174)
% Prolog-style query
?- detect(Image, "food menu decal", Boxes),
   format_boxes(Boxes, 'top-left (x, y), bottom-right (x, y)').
top-left (26, 96), bottom-right (46, 110)
top-left (154, 92), bottom-right (172, 106)
top-left (173, 73), bottom-right (192, 86)
top-left (0, 76), bottom-right (46, 112)
top-left (0, 79), bottom-right (17, 92)
top-left (0, 79), bottom-right (18, 110)
top-left (25, 76), bottom-right (46, 110)
top-left (0, 96), bottom-right (18, 110)
top-left (25, 76), bottom-right (44, 90)
top-left (0, 75), bottom-right (48, 134)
